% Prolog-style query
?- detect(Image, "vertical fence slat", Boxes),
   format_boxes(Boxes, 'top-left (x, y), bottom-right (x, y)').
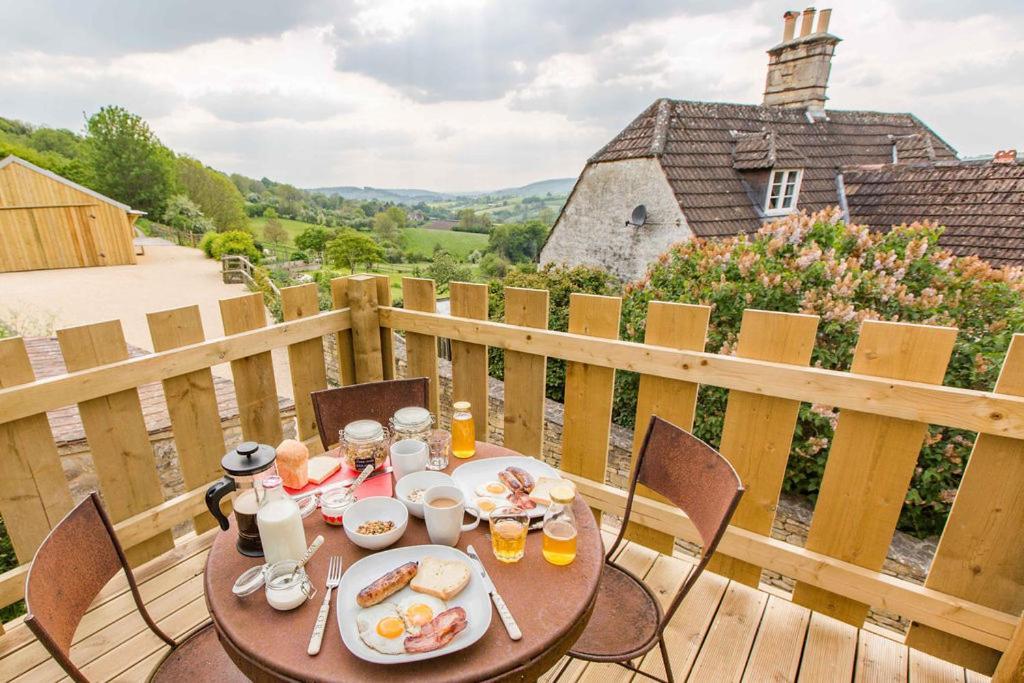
top-left (349, 274), bottom-right (385, 383)
top-left (503, 287), bottom-right (549, 457)
top-left (906, 333), bottom-right (1024, 675)
top-left (375, 274), bottom-right (396, 380)
top-left (0, 338), bottom-right (74, 562)
top-left (403, 277), bottom-right (440, 418)
top-left (281, 284), bottom-right (329, 450)
top-left (708, 310), bottom-right (819, 585)
top-left (450, 282), bottom-right (489, 441)
top-left (561, 293), bottom-right (621, 526)
top-left (792, 320), bottom-right (957, 625)
top-left (219, 293), bottom-right (283, 445)
top-left (57, 321), bottom-right (174, 566)
top-left (624, 301), bottom-right (710, 554)
top-left (330, 276), bottom-right (357, 386)
top-left (147, 305), bottom-right (225, 534)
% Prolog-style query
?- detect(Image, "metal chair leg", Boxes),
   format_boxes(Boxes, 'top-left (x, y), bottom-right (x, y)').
top-left (659, 637), bottom-right (674, 683)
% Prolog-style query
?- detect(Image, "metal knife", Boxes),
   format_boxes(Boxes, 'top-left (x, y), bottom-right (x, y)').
top-left (466, 545), bottom-right (522, 641)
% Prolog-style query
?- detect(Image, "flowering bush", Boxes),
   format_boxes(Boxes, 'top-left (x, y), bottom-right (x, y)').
top-left (618, 208), bottom-right (1024, 537)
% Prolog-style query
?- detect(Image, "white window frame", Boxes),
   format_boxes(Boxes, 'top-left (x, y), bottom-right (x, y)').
top-left (764, 169), bottom-right (802, 215)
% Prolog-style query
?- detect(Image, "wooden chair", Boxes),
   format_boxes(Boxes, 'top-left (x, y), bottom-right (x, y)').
top-left (24, 493), bottom-right (246, 682)
top-left (310, 377), bottom-right (430, 449)
top-left (567, 416), bottom-right (744, 683)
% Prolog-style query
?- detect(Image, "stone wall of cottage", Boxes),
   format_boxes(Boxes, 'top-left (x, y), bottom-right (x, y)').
top-left (326, 334), bottom-right (934, 633)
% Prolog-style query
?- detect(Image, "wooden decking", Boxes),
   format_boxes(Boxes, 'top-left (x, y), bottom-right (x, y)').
top-left (0, 530), bottom-right (989, 682)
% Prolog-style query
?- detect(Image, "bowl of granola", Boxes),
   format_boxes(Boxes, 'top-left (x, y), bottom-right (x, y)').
top-left (343, 496), bottom-right (408, 550)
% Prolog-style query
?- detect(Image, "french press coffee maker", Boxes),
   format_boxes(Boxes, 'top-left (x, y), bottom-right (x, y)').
top-left (206, 442), bottom-right (277, 557)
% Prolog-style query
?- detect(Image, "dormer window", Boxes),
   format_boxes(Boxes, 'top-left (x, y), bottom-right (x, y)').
top-left (765, 169), bottom-right (802, 214)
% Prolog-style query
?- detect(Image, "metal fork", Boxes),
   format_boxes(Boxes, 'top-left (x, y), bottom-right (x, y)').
top-left (307, 556), bottom-right (343, 655)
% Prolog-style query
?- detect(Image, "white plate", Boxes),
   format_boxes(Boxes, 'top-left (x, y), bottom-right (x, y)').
top-left (336, 545), bottom-right (492, 664)
top-left (451, 455), bottom-right (562, 519)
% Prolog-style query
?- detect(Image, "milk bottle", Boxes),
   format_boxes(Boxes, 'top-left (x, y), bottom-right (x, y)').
top-left (256, 475), bottom-right (308, 564)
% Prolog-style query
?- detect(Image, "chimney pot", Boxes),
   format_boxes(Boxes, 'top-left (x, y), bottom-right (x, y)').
top-left (816, 8), bottom-right (832, 33)
top-left (800, 7), bottom-right (816, 37)
top-left (993, 149), bottom-right (1018, 164)
top-left (783, 11), bottom-right (799, 41)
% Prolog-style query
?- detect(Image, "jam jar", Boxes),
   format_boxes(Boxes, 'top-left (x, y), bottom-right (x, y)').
top-left (390, 406), bottom-right (433, 444)
top-left (339, 419), bottom-right (389, 472)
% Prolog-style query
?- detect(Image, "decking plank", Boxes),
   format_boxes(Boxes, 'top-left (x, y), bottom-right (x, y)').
top-left (798, 611), bottom-right (858, 682)
top-left (908, 649), bottom-right (965, 683)
top-left (742, 594), bottom-right (811, 682)
top-left (689, 580), bottom-right (770, 682)
top-left (856, 628), bottom-right (909, 683)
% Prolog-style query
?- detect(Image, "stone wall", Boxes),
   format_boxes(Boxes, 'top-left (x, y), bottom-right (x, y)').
top-left (339, 334), bottom-right (935, 634)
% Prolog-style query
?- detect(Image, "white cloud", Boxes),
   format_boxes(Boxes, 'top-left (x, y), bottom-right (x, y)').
top-left (0, 0), bottom-right (1021, 187)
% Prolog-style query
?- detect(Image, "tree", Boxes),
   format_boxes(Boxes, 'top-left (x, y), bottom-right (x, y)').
top-left (176, 156), bottom-right (248, 231)
top-left (373, 206), bottom-right (407, 245)
top-left (83, 106), bottom-right (176, 215)
top-left (487, 221), bottom-right (548, 263)
top-left (325, 229), bottom-right (385, 273)
top-left (263, 216), bottom-right (288, 245)
top-left (295, 225), bottom-right (335, 261)
top-left (457, 209), bottom-right (493, 233)
top-left (163, 194), bottom-right (214, 235)
top-left (426, 250), bottom-right (471, 291)
top-left (208, 230), bottom-right (260, 262)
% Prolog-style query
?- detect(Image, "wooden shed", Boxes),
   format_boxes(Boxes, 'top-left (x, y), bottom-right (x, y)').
top-left (0, 155), bottom-right (144, 272)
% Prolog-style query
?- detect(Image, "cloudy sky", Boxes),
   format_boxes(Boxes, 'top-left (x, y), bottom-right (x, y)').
top-left (2, 0), bottom-right (1021, 190)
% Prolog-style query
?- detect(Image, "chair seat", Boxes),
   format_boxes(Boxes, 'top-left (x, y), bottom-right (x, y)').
top-left (569, 563), bottom-right (663, 661)
top-left (150, 622), bottom-right (247, 682)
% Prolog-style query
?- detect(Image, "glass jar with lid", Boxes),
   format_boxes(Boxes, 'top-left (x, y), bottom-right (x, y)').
top-left (389, 406), bottom-right (433, 444)
top-left (541, 485), bottom-right (578, 566)
top-left (339, 419), bottom-right (389, 472)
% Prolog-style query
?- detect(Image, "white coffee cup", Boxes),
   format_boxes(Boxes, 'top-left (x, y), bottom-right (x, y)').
top-left (423, 485), bottom-right (480, 546)
top-left (390, 439), bottom-right (429, 481)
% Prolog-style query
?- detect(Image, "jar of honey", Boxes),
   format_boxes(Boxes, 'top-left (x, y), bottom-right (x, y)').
top-left (451, 401), bottom-right (476, 459)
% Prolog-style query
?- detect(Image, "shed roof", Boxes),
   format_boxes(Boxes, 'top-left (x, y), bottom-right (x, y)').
top-left (844, 159), bottom-right (1024, 267)
top-left (0, 154), bottom-right (136, 213)
top-left (584, 98), bottom-right (956, 238)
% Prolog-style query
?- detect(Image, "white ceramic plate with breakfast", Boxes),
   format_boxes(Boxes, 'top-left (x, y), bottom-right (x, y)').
top-left (336, 544), bottom-right (492, 664)
top-left (450, 455), bottom-right (570, 520)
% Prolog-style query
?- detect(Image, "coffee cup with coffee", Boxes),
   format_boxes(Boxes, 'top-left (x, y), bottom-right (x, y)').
top-left (423, 485), bottom-right (479, 546)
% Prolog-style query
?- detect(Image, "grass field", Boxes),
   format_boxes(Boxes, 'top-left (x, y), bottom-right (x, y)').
top-left (250, 218), bottom-right (488, 260)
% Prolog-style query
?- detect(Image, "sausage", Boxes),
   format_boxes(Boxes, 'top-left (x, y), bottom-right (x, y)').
top-left (498, 470), bottom-right (522, 492)
top-left (404, 607), bottom-right (468, 653)
top-left (356, 561), bottom-right (418, 607)
top-left (507, 467), bottom-right (535, 493)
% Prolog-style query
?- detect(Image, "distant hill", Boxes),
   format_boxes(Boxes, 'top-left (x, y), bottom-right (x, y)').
top-left (309, 178), bottom-right (574, 204)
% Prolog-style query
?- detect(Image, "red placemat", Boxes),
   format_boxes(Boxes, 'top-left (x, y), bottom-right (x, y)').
top-left (282, 450), bottom-right (393, 500)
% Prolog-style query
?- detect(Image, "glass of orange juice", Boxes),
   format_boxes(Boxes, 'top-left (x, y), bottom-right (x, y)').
top-left (490, 506), bottom-right (528, 563)
top-left (451, 401), bottom-right (475, 458)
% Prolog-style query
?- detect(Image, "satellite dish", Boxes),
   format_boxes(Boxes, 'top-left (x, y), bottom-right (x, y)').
top-left (627, 205), bottom-right (647, 228)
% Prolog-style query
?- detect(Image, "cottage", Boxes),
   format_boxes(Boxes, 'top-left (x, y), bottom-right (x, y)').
top-left (0, 154), bottom-right (144, 272)
top-left (541, 8), bottom-right (974, 281)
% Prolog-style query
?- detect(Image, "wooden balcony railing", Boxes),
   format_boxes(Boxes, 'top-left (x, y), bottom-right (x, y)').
top-left (0, 273), bottom-right (1022, 679)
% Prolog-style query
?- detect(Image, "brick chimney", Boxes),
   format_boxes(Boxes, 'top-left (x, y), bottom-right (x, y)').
top-left (993, 149), bottom-right (1018, 164)
top-left (763, 7), bottom-right (841, 112)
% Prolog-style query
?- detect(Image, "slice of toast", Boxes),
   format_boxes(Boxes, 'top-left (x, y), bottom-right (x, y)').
top-left (307, 456), bottom-right (341, 485)
top-left (410, 556), bottom-right (471, 601)
top-left (528, 476), bottom-right (575, 506)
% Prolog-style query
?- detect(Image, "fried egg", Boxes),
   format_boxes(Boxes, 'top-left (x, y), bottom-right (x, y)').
top-left (474, 480), bottom-right (508, 497)
top-left (474, 497), bottom-right (499, 513)
top-left (356, 602), bottom-right (407, 654)
top-left (396, 594), bottom-right (447, 635)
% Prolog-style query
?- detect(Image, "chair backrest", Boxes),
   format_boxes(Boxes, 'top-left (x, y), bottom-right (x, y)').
top-left (611, 415), bottom-right (744, 628)
top-left (24, 493), bottom-right (174, 682)
top-left (311, 377), bottom-right (430, 449)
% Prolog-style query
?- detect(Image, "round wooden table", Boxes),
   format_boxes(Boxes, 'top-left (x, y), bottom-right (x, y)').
top-left (204, 443), bottom-right (603, 682)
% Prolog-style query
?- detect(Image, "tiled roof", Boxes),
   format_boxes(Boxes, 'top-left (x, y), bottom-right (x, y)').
top-left (588, 99), bottom-right (957, 238)
top-left (844, 160), bottom-right (1024, 267)
top-left (24, 337), bottom-right (293, 446)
